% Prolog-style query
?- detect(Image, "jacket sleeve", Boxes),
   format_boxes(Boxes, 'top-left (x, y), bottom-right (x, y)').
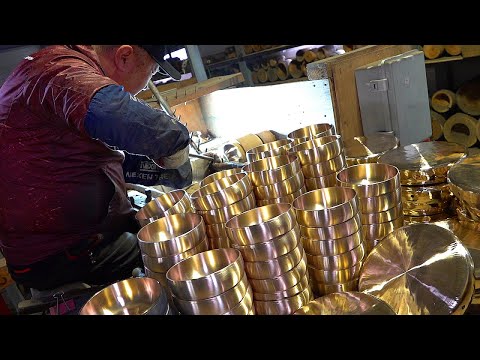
top-left (84, 84), bottom-right (190, 159)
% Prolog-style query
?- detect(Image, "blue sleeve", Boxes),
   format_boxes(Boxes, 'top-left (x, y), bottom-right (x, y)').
top-left (84, 84), bottom-right (190, 159)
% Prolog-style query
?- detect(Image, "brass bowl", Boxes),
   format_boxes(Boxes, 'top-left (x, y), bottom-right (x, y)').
top-left (289, 135), bottom-right (343, 165)
top-left (231, 225), bottom-right (300, 262)
top-left (299, 213), bottom-right (361, 241)
top-left (287, 123), bottom-right (335, 145)
top-left (379, 141), bottom-right (467, 186)
top-left (135, 189), bottom-right (193, 227)
top-left (79, 277), bottom-right (168, 315)
top-left (337, 163), bottom-right (400, 197)
top-left (249, 253), bottom-right (308, 293)
top-left (243, 245), bottom-right (304, 280)
top-left (361, 202), bottom-right (403, 224)
top-left (344, 133), bottom-right (399, 165)
top-left (362, 216), bottom-right (405, 241)
top-left (206, 223), bottom-right (228, 239)
top-left (144, 267), bottom-right (168, 287)
top-left (253, 275), bottom-right (310, 301)
top-left (308, 261), bottom-right (363, 284)
top-left (359, 187), bottom-right (401, 214)
top-left (166, 248), bottom-right (245, 301)
top-left (305, 241), bottom-right (366, 270)
top-left (256, 187), bottom-right (306, 206)
top-left (293, 187), bottom-right (359, 228)
top-left (246, 139), bottom-right (292, 163)
top-left (225, 203), bottom-right (297, 246)
top-left (301, 153), bottom-right (346, 178)
top-left (137, 213), bottom-right (206, 257)
top-left (304, 173), bottom-right (338, 191)
top-left (200, 168), bottom-right (243, 187)
top-left (191, 173), bottom-right (253, 211)
top-left (142, 237), bottom-right (209, 273)
top-left (197, 192), bottom-right (256, 225)
top-left (223, 285), bottom-right (254, 315)
top-left (254, 171), bottom-right (305, 199)
top-left (311, 277), bottom-right (359, 296)
top-left (294, 291), bottom-right (396, 315)
top-left (301, 229), bottom-right (363, 257)
top-left (401, 183), bottom-right (451, 204)
top-left (207, 236), bottom-right (231, 250)
top-left (172, 272), bottom-right (250, 315)
top-left (254, 286), bottom-right (313, 315)
top-left (242, 154), bottom-right (301, 186)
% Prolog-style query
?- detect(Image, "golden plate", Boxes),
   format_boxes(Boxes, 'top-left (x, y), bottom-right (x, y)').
top-left (448, 153), bottom-right (480, 211)
top-left (344, 133), bottom-right (399, 164)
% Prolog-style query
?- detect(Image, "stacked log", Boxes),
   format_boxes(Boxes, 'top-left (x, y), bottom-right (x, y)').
top-left (422, 45), bottom-right (463, 59)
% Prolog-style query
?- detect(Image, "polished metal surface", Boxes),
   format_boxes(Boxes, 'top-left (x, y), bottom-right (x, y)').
top-left (294, 291), bottom-right (396, 315)
top-left (306, 241), bottom-right (366, 271)
top-left (299, 213), bottom-right (361, 241)
top-left (359, 187), bottom-right (401, 214)
top-left (206, 223), bottom-right (228, 239)
top-left (301, 229), bottom-right (363, 257)
top-left (254, 286), bottom-right (313, 315)
top-left (304, 173), bottom-right (338, 191)
top-left (448, 153), bottom-right (480, 210)
top-left (361, 202), bottom-right (403, 224)
top-left (402, 201), bottom-right (449, 216)
top-left (79, 277), bottom-right (168, 315)
top-left (225, 203), bottom-right (297, 246)
top-left (433, 219), bottom-right (480, 251)
top-left (246, 139), bottom-right (292, 163)
top-left (379, 141), bottom-right (466, 186)
top-left (253, 171), bottom-right (305, 199)
top-left (253, 275), bottom-right (310, 301)
top-left (196, 192), bottom-right (256, 225)
top-left (137, 213), bottom-right (206, 257)
top-left (289, 135), bottom-right (343, 165)
top-left (404, 213), bottom-right (452, 224)
top-left (242, 154), bottom-right (302, 186)
top-left (401, 183), bottom-right (451, 204)
top-left (301, 153), bottom-right (346, 178)
top-left (293, 187), bottom-right (359, 228)
top-left (287, 123), bottom-right (335, 145)
top-left (223, 285), bottom-right (254, 315)
top-left (256, 187), bottom-right (306, 206)
top-left (311, 277), bottom-right (359, 296)
top-left (337, 163), bottom-right (400, 197)
top-left (308, 261), bottom-right (363, 284)
top-left (207, 236), bottom-right (231, 250)
top-left (362, 216), bottom-right (405, 241)
top-left (200, 168), bottom-right (243, 187)
top-left (144, 267), bottom-right (168, 287)
top-left (191, 173), bottom-right (253, 210)
top-left (135, 189), bottom-right (193, 227)
top-left (232, 225), bottom-right (300, 262)
top-left (344, 133), bottom-right (399, 164)
top-left (358, 223), bottom-right (475, 315)
top-left (166, 248), bottom-right (245, 301)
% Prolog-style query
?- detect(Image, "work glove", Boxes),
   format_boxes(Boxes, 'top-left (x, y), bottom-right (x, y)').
top-left (153, 145), bottom-right (190, 169)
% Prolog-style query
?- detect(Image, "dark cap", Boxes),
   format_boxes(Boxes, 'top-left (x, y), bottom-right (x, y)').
top-left (139, 45), bottom-right (182, 81)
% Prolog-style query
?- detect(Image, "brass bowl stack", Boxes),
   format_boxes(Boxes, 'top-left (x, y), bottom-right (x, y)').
top-left (289, 135), bottom-right (346, 191)
top-left (293, 291), bottom-right (396, 315)
top-left (135, 189), bottom-right (195, 227)
top-left (191, 172), bottom-right (256, 249)
top-left (358, 224), bottom-right (475, 315)
top-left (242, 154), bottom-right (306, 206)
top-left (343, 132), bottom-right (399, 166)
top-left (166, 248), bottom-right (254, 315)
top-left (293, 187), bottom-right (366, 296)
top-left (336, 163), bottom-right (404, 253)
top-left (287, 123), bottom-right (335, 145)
top-left (378, 141), bottom-right (466, 224)
top-left (225, 203), bottom-right (313, 315)
top-left (137, 213), bottom-right (208, 305)
top-left (245, 139), bottom-right (293, 163)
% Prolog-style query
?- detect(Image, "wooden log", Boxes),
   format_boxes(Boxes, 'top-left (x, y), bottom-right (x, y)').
top-left (257, 68), bottom-right (268, 83)
top-left (252, 45), bottom-right (262, 52)
top-left (288, 60), bottom-right (304, 79)
top-left (431, 89), bottom-right (456, 113)
top-left (268, 58), bottom-right (278, 67)
top-left (423, 45), bottom-right (444, 59)
top-left (343, 45), bottom-right (354, 52)
top-left (314, 48), bottom-right (327, 60)
top-left (320, 45), bottom-right (339, 58)
top-left (456, 76), bottom-right (480, 116)
top-left (301, 61), bottom-right (307, 77)
top-left (276, 59), bottom-right (291, 81)
top-left (444, 45), bottom-right (462, 56)
top-left (260, 61), bottom-right (269, 70)
top-left (244, 45), bottom-right (253, 54)
top-left (296, 49), bottom-right (308, 62)
top-left (303, 50), bottom-right (317, 63)
top-left (444, 112), bottom-right (478, 147)
top-left (251, 70), bottom-right (259, 84)
top-left (260, 45), bottom-right (273, 50)
top-left (461, 45), bottom-right (480, 58)
top-left (255, 130), bottom-right (277, 144)
top-left (430, 110), bottom-right (446, 140)
top-left (267, 67), bottom-right (279, 82)
top-left (252, 63), bottom-right (260, 72)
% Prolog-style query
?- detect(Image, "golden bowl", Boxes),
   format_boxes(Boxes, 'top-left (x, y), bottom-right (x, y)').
top-left (196, 192), bottom-right (256, 225)
top-left (253, 275), bottom-right (310, 301)
top-left (289, 135), bottom-right (343, 165)
top-left (254, 171), bottom-right (305, 199)
top-left (311, 277), bottom-right (359, 296)
top-left (362, 216), bottom-right (405, 241)
top-left (361, 202), bottom-right (403, 224)
top-left (256, 187), bottom-right (306, 206)
top-left (304, 173), bottom-right (338, 191)
top-left (305, 241), bottom-right (366, 271)
top-left (308, 261), bottom-right (363, 284)
top-left (287, 123), bottom-right (335, 145)
top-left (200, 168), bottom-right (243, 187)
top-left (359, 187), bottom-right (401, 214)
top-left (206, 223), bottom-right (228, 239)
top-left (242, 154), bottom-right (301, 186)
top-left (301, 228), bottom-right (363, 257)
top-left (207, 236), bottom-right (231, 250)
top-left (254, 286), bottom-right (312, 315)
top-left (246, 139), bottom-right (292, 163)
top-left (301, 153), bottom-right (346, 178)
top-left (299, 213), bottom-right (361, 241)
top-left (223, 285), bottom-right (254, 315)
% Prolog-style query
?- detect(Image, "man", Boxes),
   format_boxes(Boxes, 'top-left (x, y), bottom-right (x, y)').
top-left (0, 45), bottom-right (191, 291)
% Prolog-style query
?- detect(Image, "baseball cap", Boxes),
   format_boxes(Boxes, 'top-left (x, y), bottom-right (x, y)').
top-left (139, 45), bottom-right (182, 81)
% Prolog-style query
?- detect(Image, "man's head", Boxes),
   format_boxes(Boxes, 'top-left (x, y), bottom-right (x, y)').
top-left (93, 45), bottom-right (180, 95)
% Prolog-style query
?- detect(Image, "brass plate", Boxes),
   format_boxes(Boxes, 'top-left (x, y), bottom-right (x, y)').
top-left (448, 153), bottom-right (480, 210)
top-left (358, 223), bottom-right (474, 315)
top-left (344, 133), bottom-right (399, 163)
top-left (401, 183), bottom-right (452, 204)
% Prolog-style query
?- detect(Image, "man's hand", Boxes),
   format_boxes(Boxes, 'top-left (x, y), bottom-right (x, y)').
top-left (153, 145), bottom-right (190, 169)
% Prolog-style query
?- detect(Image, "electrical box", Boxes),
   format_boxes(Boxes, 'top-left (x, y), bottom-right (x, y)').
top-left (354, 49), bottom-right (431, 145)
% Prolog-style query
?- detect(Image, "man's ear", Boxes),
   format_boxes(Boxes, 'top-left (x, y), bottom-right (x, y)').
top-left (114, 45), bottom-right (135, 72)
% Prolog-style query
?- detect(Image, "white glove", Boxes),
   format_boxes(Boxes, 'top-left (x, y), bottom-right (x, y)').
top-left (153, 146), bottom-right (190, 169)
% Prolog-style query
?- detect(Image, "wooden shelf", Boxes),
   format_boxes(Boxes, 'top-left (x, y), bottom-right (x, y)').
top-left (242, 45), bottom-right (299, 61)
top-left (254, 77), bottom-right (309, 86)
top-left (425, 55), bottom-right (463, 64)
top-left (205, 57), bottom-right (240, 69)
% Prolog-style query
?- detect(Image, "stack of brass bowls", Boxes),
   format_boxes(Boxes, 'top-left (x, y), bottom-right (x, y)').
top-left (293, 188), bottom-right (366, 296)
top-left (337, 163), bottom-right (404, 253)
top-left (135, 189), bottom-right (195, 227)
top-left (137, 213), bottom-right (208, 304)
top-left (245, 139), bottom-right (293, 163)
top-left (225, 203), bottom-right (313, 315)
top-left (293, 291), bottom-right (396, 315)
top-left (287, 123), bottom-right (335, 145)
top-left (358, 223), bottom-right (475, 315)
top-left (79, 277), bottom-right (175, 315)
top-left (242, 154), bottom-right (306, 206)
top-left (447, 152), bottom-right (480, 223)
top-left (289, 135), bottom-right (346, 191)
top-left (378, 141), bottom-right (466, 224)
top-left (191, 172), bottom-right (256, 249)
top-left (343, 132), bottom-right (399, 166)
top-left (166, 248), bottom-right (254, 315)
